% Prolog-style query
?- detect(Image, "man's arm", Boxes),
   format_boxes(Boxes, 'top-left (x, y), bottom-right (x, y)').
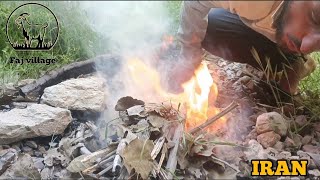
top-left (177, 1), bottom-right (223, 68)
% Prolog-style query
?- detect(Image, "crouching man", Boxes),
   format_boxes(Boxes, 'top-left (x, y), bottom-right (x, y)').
top-left (169, 1), bottom-right (318, 95)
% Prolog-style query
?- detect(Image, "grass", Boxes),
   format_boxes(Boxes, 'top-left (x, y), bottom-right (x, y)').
top-left (0, 1), bottom-right (108, 86)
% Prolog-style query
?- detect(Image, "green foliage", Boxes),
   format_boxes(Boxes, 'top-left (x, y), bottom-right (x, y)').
top-left (300, 52), bottom-right (320, 94)
top-left (0, 1), bottom-right (108, 85)
top-left (165, 1), bottom-right (182, 35)
top-left (299, 52), bottom-right (320, 116)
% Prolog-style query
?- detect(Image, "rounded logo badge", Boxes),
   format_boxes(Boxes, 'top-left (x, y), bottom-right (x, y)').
top-left (6, 3), bottom-right (59, 51)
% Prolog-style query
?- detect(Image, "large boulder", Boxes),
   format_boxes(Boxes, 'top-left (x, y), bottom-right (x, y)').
top-left (256, 112), bottom-right (288, 136)
top-left (41, 76), bottom-right (106, 112)
top-left (0, 104), bottom-right (72, 144)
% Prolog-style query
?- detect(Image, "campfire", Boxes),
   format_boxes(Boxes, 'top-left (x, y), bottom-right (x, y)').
top-left (126, 56), bottom-right (227, 132)
top-left (0, 48), bottom-right (320, 179)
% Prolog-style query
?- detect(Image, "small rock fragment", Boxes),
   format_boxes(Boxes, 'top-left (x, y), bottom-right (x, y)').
top-left (284, 137), bottom-right (295, 148)
top-left (25, 141), bottom-right (38, 149)
top-left (276, 151), bottom-right (291, 159)
top-left (21, 146), bottom-right (33, 153)
top-left (302, 145), bottom-right (320, 154)
top-left (244, 140), bottom-right (267, 161)
top-left (308, 169), bottom-right (320, 177)
top-left (273, 142), bottom-right (284, 151)
top-left (257, 131), bottom-right (281, 148)
top-left (295, 115), bottom-right (308, 127)
top-left (302, 135), bottom-right (312, 145)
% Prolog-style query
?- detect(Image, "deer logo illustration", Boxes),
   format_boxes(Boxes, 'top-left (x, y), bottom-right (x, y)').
top-left (6, 3), bottom-right (59, 50)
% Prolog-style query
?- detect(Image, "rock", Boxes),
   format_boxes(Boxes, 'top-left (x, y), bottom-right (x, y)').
top-left (41, 76), bottom-right (106, 112)
top-left (291, 134), bottom-right (303, 148)
top-left (302, 145), bottom-right (320, 154)
top-left (38, 146), bottom-right (46, 154)
top-left (21, 146), bottom-right (33, 153)
top-left (302, 135), bottom-right (312, 145)
top-left (257, 131), bottom-right (281, 148)
top-left (295, 115), bottom-right (308, 127)
top-left (256, 112), bottom-right (287, 136)
top-left (264, 147), bottom-right (278, 161)
top-left (32, 157), bottom-right (45, 170)
top-left (0, 148), bottom-right (18, 174)
top-left (0, 104), bottom-right (72, 144)
top-left (289, 156), bottom-right (299, 160)
top-left (244, 140), bottom-right (267, 161)
top-left (17, 79), bottom-right (35, 87)
top-left (276, 151), bottom-right (291, 159)
top-left (10, 143), bottom-right (21, 152)
top-left (284, 137), bottom-right (295, 148)
top-left (0, 153), bottom-right (41, 179)
top-left (314, 123), bottom-right (320, 133)
top-left (273, 142), bottom-right (284, 151)
top-left (25, 141), bottom-right (38, 149)
top-left (34, 151), bottom-right (42, 157)
top-left (308, 169), bottom-right (320, 177)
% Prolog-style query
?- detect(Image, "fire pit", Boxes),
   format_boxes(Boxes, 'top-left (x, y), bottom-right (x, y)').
top-left (0, 52), bottom-right (319, 179)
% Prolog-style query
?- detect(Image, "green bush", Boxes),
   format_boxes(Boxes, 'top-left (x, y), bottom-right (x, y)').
top-left (0, 1), bottom-right (108, 85)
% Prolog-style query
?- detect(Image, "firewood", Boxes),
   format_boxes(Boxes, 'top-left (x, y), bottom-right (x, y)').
top-left (188, 101), bottom-right (238, 134)
top-left (165, 123), bottom-right (183, 179)
top-left (112, 139), bottom-right (127, 173)
top-left (151, 137), bottom-right (165, 160)
top-left (97, 163), bottom-right (113, 178)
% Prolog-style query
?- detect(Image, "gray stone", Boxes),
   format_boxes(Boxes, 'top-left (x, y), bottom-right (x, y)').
top-left (273, 141), bottom-right (284, 151)
top-left (0, 154), bottom-right (41, 179)
top-left (257, 131), bottom-right (281, 148)
top-left (295, 115), bottom-right (308, 127)
top-left (256, 112), bottom-right (288, 136)
top-left (41, 76), bottom-right (107, 112)
top-left (32, 157), bottom-right (45, 170)
top-left (25, 140), bottom-right (38, 149)
top-left (0, 104), bottom-right (72, 144)
top-left (302, 135), bottom-right (312, 145)
top-left (244, 140), bottom-right (267, 161)
top-left (308, 169), bottom-right (320, 177)
top-left (21, 146), bottom-right (33, 153)
top-left (276, 151), bottom-right (291, 159)
top-left (302, 145), bottom-right (320, 154)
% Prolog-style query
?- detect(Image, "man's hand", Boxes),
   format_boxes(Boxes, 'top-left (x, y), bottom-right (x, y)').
top-left (167, 62), bottom-right (196, 93)
top-left (166, 46), bottom-right (203, 94)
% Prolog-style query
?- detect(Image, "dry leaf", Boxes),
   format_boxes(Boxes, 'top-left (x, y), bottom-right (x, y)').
top-left (66, 154), bottom-right (88, 173)
top-left (148, 114), bottom-right (167, 128)
top-left (115, 96), bottom-right (144, 111)
top-left (121, 139), bottom-right (154, 179)
top-left (127, 105), bottom-right (147, 117)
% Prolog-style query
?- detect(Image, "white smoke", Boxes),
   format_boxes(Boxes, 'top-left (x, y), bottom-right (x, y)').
top-left (80, 1), bottom-right (173, 55)
top-left (78, 1), bottom-right (180, 136)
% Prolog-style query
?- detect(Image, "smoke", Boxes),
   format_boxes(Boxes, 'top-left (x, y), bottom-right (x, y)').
top-left (78, 2), bottom-right (180, 135)
top-left (80, 1), bottom-right (173, 55)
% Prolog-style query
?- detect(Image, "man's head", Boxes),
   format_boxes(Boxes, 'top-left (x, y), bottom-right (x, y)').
top-left (276, 1), bottom-right (320, 54)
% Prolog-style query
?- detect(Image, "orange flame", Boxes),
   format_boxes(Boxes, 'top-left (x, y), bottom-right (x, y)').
top-left (126, 38), bottom-right (224, 132)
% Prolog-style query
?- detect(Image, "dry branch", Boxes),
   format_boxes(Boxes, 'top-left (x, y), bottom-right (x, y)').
top-left (188, 101), bottom-right (238, 134)
top-left (165, 123), bottom-right (183, 179)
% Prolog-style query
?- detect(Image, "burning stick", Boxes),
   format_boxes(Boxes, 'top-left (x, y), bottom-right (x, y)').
top-left (188, 101), bottom-right (238, 134)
